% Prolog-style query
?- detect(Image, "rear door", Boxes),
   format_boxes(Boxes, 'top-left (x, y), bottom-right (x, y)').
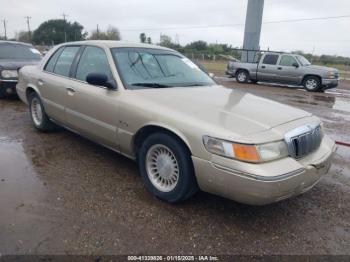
top-left (275, 55), bottom-right (302, 84)
top-left (40, 46), bottom-right (80, 123)
top-left (257, 54), bottom-right (280, 82)
top-left (64, 45), bottom-right (119, 148)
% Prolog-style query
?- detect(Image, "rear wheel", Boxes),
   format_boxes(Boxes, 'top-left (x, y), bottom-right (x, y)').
top-left (303, 76), bottom-right (322, 92)
top-left (28, 92), bottom-right (56, 131)
top-left (138, 133), bottom-right (198, 203)
top-left (236, 70), bottom-right (249, 83)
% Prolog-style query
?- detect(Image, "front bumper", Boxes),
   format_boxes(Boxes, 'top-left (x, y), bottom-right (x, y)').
top-left (322, 78), bottom-right (339, 89)
top-left (192, 135), bottom-right (336, 205)
top-left (226, 69), bottom-right (236, 76)
top-left (0, 79), bottom-right (18, 95)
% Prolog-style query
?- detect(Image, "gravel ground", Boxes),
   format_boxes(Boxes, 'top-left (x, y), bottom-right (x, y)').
top-left (0, 80), bottom-right (349, 256)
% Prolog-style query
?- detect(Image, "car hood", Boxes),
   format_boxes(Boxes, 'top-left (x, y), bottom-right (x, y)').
top-left (0, 59), bottom-right (41, 70)
top-left (131, 85), bottom-right (312, 137)
top-left (306, 65), bottom-right (338, 72)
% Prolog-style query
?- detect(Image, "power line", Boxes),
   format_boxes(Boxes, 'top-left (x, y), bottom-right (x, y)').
top-left (119, 14), bottom-right (350, 32)
top-left (263, 14), bottom-right (350, 24)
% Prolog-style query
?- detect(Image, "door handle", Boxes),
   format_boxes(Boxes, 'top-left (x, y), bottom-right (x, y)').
top-left (66, 87), bottom-right (76, 93)
top-left (261, 65), bottom-right (266, 69)
top-left (277, 67), bottom-right (282, 70)
top-left (38, 79), bottom-right (44, 86)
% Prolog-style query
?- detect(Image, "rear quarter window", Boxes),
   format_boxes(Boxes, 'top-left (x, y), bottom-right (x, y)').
top-left (44, 47), bottom-right (64, 72)
top-left (52, 46), bottom-right (80, 77)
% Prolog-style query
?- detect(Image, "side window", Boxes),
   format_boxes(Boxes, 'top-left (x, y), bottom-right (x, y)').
top-left (53, 46), bottom-right (80, 77)
top-left (75, 46), bottom-right (111, 82)
top-left (279, 55), bottom-right (298, 67)
top-left (44, 47), bottom-right (64, 72)
top-left (262, 54), bottom-right (279, 65)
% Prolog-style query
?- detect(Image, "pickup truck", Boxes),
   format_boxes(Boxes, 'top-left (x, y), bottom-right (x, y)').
top-left (226, 52), bottom-right (339, 92)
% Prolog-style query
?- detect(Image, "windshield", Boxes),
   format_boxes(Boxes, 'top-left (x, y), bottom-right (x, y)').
top-left (296, 55), bottom-right (311, 66)
top-left (0, 43), bottom-right (42, 60)
top-left (111, 48), bottom-right (215, 89)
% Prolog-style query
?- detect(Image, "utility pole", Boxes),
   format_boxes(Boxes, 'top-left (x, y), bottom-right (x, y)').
top-left (96, 24), bottom-right (100, 39)
top-left (62, 13), bottom-right (68, 42)
top-left (25, 16), bottom-right (32, 42)
top-left (1, 19), bottom-right (7, 40)
top-left (242, 0), bottom-right (264, 62)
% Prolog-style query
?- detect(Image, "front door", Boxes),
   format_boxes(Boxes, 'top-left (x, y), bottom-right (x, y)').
top-left (64, 45), bottom-right (119, 148)
top-left (275, 55), bottom-right (302, 84)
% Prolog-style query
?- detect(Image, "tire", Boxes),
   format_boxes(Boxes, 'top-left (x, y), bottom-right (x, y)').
top-left (303, 76), bottom-right (322, 92)
top-left (236, 70), bottom-right (249, 83)
top-left (28, 92), bottom-right (56, 132)
top-left (138, 132), bottom-right (198, 203)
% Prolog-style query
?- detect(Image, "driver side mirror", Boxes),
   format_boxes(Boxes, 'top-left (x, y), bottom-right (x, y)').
top-left (86, 73), bottom-right (116, 89)
top-left (292, 62), bottom-right (299, 68)
top-left (209, 72), bottom-right (215, 78)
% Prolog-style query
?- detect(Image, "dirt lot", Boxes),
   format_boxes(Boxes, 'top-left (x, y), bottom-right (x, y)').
top-left (0, 80), bottom-right (350, 256)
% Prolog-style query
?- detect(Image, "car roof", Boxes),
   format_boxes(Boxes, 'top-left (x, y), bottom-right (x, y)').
top-left (59, 40), bottom-right (174, 51)
top-left (263, 51), bottom-right (296, 56)
top-left (0, 40), bottom-right (33, 47)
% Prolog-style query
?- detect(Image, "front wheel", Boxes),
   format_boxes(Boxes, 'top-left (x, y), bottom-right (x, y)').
top-left (138, 133), bottom-right (198, 203)
top-left (236, 70), bottom-right (249, 83)
top-left (28, 92), bottom-right (56, 131)
top-left (303, 76), bottom-right (322, 92)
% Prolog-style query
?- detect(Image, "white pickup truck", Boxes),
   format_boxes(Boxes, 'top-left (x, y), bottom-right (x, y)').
top-left (226, 52), bottom-right (340, 92)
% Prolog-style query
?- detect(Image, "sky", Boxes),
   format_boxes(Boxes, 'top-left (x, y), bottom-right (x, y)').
top-left (0, 0), bottom-right (349, 56)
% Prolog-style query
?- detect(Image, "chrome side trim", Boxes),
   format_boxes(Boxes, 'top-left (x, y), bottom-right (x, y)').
top-left (0, 79), bottom-right (18, 82)
top-left (212, 163), bottom-right (305, 182)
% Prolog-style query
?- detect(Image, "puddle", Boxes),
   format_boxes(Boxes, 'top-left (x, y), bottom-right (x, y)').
top-left (0, 139), bottom-right (44, 221)
top-left (289, 94), bottom-right (350, 116)
top-left (333, 97), bottom-right (350, 113)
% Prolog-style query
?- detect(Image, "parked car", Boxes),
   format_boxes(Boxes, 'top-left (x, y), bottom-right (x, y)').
top-left (17, 41), bottom-right (336, 205)
top-left (226, 52), bottom-right (340, 92)
top-left (0, 41), bottom-right (42, 98)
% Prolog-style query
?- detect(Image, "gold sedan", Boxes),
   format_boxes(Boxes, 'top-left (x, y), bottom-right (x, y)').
top-left (16, 41), bottom-right (336, 205)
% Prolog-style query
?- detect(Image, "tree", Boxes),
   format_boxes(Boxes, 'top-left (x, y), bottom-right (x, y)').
top-left (147, 37), bottom-right (152, 44)
top-left (160, 34), bottom-right (172, 47)
top-left (140, 33), bottom-right (146, 43)
top-left (15, 31), bottom-right (31, 43)
top-left (186, 40), bottom-right (208, 51)
top-left (32, 19), bottom-right (86, 45)
top-left (89, 26), bottom-right (121, 40)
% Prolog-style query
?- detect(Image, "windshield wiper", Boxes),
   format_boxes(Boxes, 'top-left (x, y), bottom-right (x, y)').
top-left (130, 82), bottom-right (172, 88)
top-left (182, 83), bottom-right (208, 87)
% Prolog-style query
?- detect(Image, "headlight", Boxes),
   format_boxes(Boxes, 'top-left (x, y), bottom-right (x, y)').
top-left (1, 70), bottom-right (18, 79)
top-left (327, 72), bottom-right (336, 79)
top-left (203, 136), bottom-right (289, 163)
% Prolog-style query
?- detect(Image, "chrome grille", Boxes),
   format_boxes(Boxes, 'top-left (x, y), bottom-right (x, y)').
top-left (285, 124), bottom-right (323, 159)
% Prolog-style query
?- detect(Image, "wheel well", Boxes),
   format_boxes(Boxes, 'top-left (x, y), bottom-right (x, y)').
top-left (26, 87), bottom-right (36, 101)
top-left (302, 74), bottom-right (322, 84)
top-left (133, 125), bottom-right (192, 157)
top-left (236, 69), bottom-right (249, 76)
